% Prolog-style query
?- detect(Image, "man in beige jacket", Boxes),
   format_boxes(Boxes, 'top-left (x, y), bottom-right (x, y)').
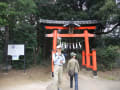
top-left (67, 52), bottom-right (80, 90)
top-left (53, 45), bottom-right (65, 90)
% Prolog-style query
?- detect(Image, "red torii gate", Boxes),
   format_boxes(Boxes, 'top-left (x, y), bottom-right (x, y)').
top-left (45, 25), bottom-right (97, 77)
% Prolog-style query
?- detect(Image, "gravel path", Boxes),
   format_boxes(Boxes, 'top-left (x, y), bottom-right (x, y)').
top-left (1, 76), bottom-right (120, 90)
top-left (47, 73), bottom-right (120, 90)
top-left (0, 68), bottom-right (120, 90)
top-left (62, 74), bottom-right (120, 90)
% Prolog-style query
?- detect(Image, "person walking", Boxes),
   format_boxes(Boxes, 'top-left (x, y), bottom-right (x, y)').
top-left (53, 45), bottom-right (66, 90)
top-left (67, 52), bottom-right (80, 90)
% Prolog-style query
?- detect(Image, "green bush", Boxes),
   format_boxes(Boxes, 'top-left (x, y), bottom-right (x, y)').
top-left (12, 60), bottom-right (25, 69)
top-left (11, 47), bottom-right (34, 69)
top-left (76, 52), bottom-right (82, 65)
top-left (96, 45), bottom-right (120, 71)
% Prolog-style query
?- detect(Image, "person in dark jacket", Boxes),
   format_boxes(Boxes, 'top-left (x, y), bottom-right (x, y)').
top-left (67, 52), bottom-right (80, 90)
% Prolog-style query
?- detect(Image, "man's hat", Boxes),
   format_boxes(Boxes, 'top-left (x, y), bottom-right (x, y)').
top-left (70, 52), bottom-right (77, 56)
top-left (57, 45), bottom-right (62, 49)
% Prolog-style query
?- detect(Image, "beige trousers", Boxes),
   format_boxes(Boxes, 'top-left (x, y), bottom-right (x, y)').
top-left (54, 65), bottom-right (63, 89)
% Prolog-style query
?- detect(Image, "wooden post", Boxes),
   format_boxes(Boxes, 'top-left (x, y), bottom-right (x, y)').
top-left (92, 50), bottom-right (97, 76)
top-left (82, 51), bottom-right (85, 66)
top-left (52, 30), bottom-right (57, 77)
top-left (84, 30), bottom-right (90, 68)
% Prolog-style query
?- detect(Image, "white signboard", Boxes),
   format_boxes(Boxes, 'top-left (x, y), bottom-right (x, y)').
top-left (8, 44), bottom-right (24, 60)
top-left (116, 0), bottom-right (120, 4)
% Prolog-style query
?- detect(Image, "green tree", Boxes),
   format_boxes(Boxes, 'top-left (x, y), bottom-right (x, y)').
top-left (0, 0), bottom-right (119, 68)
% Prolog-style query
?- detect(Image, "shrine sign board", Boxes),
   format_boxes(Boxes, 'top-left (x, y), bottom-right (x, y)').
top-left (8, 44), bottom-right (25, 60)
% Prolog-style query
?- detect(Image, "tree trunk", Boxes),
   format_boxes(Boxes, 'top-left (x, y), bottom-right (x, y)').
top-left (3, 26), bottom-right (9, 63)
top-left (33, 47), bottom-right (37, 64)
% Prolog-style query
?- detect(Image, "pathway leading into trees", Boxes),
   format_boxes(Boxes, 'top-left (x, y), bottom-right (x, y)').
top-left (47, 73), bottom-right (120, 90)
top-left (0, 74), bottom-right (120, 90)
top-left (0, 67), bottom-right (120, 90)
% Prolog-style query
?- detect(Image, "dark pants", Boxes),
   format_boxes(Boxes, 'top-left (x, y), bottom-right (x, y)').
top-left (70, 73), bottom-right (78, 90)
